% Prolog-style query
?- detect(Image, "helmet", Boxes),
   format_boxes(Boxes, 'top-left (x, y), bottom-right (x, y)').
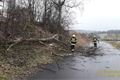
top-left (93, 35), bottom-right (96, 38)
top-left (72, 34), bottom-right (76, 37)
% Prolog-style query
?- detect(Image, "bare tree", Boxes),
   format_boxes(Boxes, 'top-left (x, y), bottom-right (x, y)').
top-left (52, 0), bottom-right (65, 27)
top-left (0, 0), bottom-right (82, 40)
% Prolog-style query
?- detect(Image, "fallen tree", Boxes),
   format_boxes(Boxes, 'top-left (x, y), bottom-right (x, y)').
top-left (6, 34), bottom-right (68, 51)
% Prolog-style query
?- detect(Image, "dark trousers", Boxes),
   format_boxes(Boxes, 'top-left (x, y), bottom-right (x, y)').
top-left (94, 42), bottom-right (97, 47)
top-left (71, 45), bottom-right (75, 50)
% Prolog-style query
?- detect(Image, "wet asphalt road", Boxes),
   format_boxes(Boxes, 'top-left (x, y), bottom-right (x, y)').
top-left (28, 42), bottom-right (120, 80)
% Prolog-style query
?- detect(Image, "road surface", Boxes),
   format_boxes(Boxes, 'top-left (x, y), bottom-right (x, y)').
top-left (28, 42), bottom-right (120, 80)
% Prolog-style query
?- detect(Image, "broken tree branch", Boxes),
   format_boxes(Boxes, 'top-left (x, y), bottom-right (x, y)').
top-left (7, 34), bottom-right (59, 51)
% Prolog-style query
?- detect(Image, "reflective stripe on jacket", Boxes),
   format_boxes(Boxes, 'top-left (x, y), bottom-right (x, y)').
top-left (93, 38), bottom-right (97, 42)
top-left (71, 37), bottom-right (77, 43)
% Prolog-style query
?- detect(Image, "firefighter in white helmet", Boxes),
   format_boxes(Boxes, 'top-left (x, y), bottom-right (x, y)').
top-left (93, 36), bottom-right (98, 48)
top-left (70, 34), bottom-right (77, 52)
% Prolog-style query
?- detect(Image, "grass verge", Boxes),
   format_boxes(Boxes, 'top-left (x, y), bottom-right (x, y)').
top-left (109, 41), bottom-right (120, 49)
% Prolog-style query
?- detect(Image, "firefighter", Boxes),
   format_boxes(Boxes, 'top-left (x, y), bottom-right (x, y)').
top-left (70, 34), bottom-right (77, 52)
top-left (93, 36), bottom-right (98, 48)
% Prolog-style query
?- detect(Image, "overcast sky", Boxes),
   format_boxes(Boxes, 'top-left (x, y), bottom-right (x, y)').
top-left (71, 0), bottom-right (120, 31)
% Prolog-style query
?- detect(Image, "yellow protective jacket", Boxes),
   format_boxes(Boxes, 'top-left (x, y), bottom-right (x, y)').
top-left (93, 38), bottom-right (97, 43)
top-left (71, 37), bottom-right (77, 44)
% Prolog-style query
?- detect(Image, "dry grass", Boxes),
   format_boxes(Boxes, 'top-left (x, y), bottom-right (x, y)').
top-left (109, 41), bottom-right (120, 49)
top-left (0, 41), bottom-right (69, 79)
top-left (0, 44), bottom-right (54, 80)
